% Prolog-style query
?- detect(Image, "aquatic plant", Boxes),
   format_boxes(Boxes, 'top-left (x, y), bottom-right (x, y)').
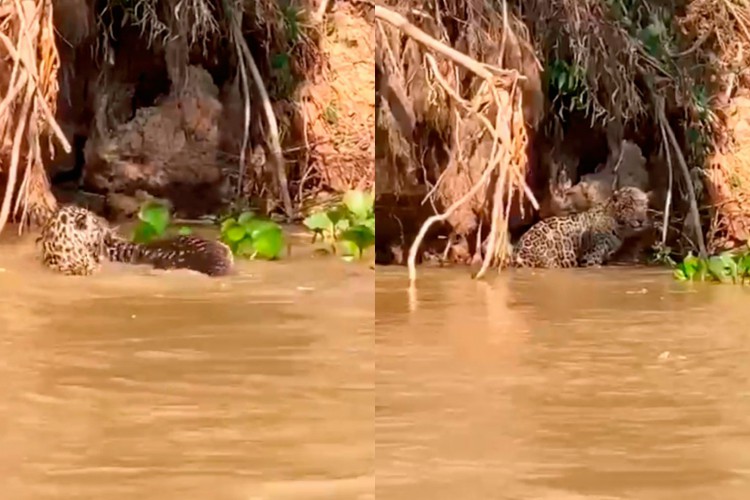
top-left (220, 211), bottom-right (285, 260)
top-left (303, 189), bottom-right (375, 260)
top-left (132, 201), bottom-right (193, 243)
top-left (672, 249), bottom-right (750, 284)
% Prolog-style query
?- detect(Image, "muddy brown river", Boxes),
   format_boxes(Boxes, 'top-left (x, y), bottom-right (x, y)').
top-left (0, 230), bottom-right (374, 499)
top-left (5, 226), bottom-right (750, 499)
top-left (377, 266), bottom-right (750, 500)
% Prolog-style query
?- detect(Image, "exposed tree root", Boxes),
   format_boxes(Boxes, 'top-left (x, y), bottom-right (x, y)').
top-left (0, 0), bottom-right (69, 235)
top-left (654, 96), bottom-right (674, 250)
top-left (230, 16), bottom-right (294, 219)
top-left (375, 4), bottom-right (536, 284)
top-left (656, 100), bottom-right (708, 258)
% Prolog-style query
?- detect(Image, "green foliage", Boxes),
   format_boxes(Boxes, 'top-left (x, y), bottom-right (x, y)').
top-left (267, 1), bottom-right (308, 100)
top-left (303, 189), bottom-right (375, 260)
top-left (546, 59), bottom-right (588, 113)
top-left (270, 51), bottom-right (295, 99)
top-left (220, 211), bottom-right (285, 260)
top-left (672, 249), bottom-right (750, 284)
top-left (637, 17), bottom-right (672, 61)
top-left (279, 2), bottom-right (302, 43)
top-left (686, 84), bottom-right (714, 164)
top-left (132, 201), bottom-right (193, 244)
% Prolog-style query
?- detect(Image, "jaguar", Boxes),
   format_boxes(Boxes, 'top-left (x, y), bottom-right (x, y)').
top-left (38, 205), bottom-right (233, 276)
top-left (511, 186), bottom-right (652, 268)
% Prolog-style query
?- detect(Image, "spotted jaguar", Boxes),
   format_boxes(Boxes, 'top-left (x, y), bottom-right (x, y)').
top-left (38, 205), bottom-right (233, 276)
top-left (511, 186), bottom-right (652, 268)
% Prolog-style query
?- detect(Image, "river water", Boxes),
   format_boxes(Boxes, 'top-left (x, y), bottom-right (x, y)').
top-left (0, 230), bottom-right (374, 499)
top-left (376, 266), bottom-right (750, 500)
top-left (6, 225), bottom-right (750, 499)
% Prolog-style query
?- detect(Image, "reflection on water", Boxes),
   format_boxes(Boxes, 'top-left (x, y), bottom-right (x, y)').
top-left (377, 266), bottom-right (750, 500)
top-left (0, 231), bottom-right (374, 499)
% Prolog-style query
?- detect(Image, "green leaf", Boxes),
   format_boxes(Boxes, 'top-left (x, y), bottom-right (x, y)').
top-left (178, 226), bottom-right (193, 236)
top-left (706, 253), bottom-right (739, 283)
top-left (303, 212), bottom-right (332, 232)
top-left (138, 202), bottom-right (170, 235)
top-left (686, 127), bottom-right (700, 145)
top-left (243, 219), bottom-right (280, 239)
top-left (363, 216), bottom-right (375, 234)
top-left (673, 268), bottom-right (688, 281)
top-left (225, 223), bottom-right (247, 243)
top-left (682, 253), bottom-right (699, 278)
top-left (271, 52), bottom-right (290, 70)
top-left (238, 211), bottom-right (256, 225)
top-left (708, 256), bottom-right (731, 283)
top-left (236, 238), bottom-right (256, 258)
top-left (251, 226), bottom-right (284, 260)
top-left (343, 190), bottom-right (374, 221)
top-left (721, 252), bottom-right (739, 282)
top-left (338, 239), bottom-right (360, 258)
top-left (327, 206), bottom-right (347, 227)
top-left (133, 222), bottom-right (158, 244)
top-left (695, 258), bottom-right (709, 282)
top-left (739, 255), bottom-right (750, 277)
top-left (334, 217), bottom-right (351, 234)
top-left (220, 217), bottom-right (237, 234)
top-left (341, 224), bottom-right (375, 257)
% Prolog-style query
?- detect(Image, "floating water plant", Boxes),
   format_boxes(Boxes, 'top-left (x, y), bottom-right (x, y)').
top-left (132, 201), bottom-right (192, 244)
top-left (672, 249), bottom-right (750, 284)
top-left (220, 211), bottom-right (285, 260)
top-left (303, 189), bottom-right (375, 260)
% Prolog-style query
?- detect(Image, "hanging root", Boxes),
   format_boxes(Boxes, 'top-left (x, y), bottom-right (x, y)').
top-left (655, 97), bottom-right (708, 258)
top-left (229, 14), bottom-right (294, 220)
top-left (375, 4), bottom-right (536, 284)
top-left (0, 0), bottom-right (70, 235)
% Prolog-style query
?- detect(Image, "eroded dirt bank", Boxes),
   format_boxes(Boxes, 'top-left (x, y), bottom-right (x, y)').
top-left (375, 0), bottom-right (750, 268)
top-left (1, 0), bottom-right (374, 229)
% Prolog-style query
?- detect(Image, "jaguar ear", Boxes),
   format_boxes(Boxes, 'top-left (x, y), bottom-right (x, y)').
top-left (645, 189), bottom-right (657, 206)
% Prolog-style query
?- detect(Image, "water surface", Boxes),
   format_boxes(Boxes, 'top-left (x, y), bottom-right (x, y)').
top-left (0, 229), bottom-right (374, 499)
top-left (376, 266), bottom-right (750, 500)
